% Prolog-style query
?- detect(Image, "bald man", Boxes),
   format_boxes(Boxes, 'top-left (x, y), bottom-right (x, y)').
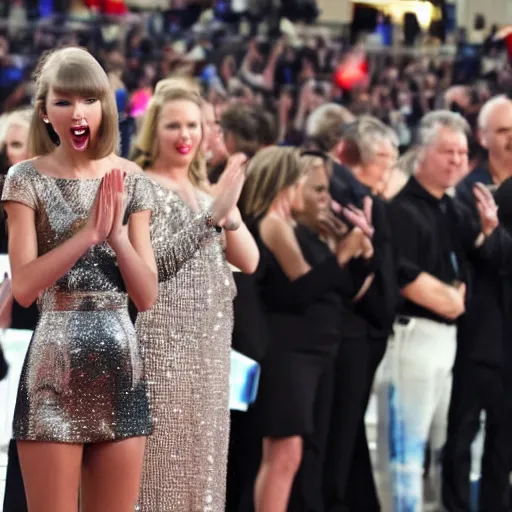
top-left (443, 96), bottom-right (512, 512)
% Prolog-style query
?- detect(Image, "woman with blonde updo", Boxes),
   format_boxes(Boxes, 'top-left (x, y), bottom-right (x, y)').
top-left (133, 78), bottom-right (259, 511)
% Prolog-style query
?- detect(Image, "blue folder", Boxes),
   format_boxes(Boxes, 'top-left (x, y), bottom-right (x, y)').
top-left (229, 350), bottom-right (260, 412)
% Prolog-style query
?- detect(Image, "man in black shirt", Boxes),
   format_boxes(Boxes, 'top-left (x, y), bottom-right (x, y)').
top-left (443, 95), bottom-right (512, 512)
top-left (381, 110), bottom-right (500, 511)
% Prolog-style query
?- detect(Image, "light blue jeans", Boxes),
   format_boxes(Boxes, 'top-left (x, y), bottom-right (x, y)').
top-left (377, 317), bottom-right (457, 512)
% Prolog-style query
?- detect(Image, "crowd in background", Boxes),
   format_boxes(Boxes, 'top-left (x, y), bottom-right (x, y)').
top-left (3, 2), bottom-right (512, 512)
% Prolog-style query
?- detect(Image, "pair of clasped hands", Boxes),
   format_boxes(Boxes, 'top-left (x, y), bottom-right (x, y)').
top-left (84, 168), bottom-right (127, 249)
top-left (318, 196), bottom-right (375, 266)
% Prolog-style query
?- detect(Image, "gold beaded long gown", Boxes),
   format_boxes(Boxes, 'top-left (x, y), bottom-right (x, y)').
top-left (2, 161), bottom-right (154, 443)
top-left (136, 181), bottom-right (236, 512)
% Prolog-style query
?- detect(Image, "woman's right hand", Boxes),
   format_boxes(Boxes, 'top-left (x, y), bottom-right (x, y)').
top-left (210, 153), bottom-right (248, 226)
top-left (84, 173), bottom-right (115, 246)
top-left (336, 227), bottom-right (374, 267)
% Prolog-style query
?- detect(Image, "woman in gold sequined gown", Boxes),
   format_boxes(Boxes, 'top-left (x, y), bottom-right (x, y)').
top-left (133, 80), bottom-right (259, 511)
top-left (3, 48), bottom-right (158, 512)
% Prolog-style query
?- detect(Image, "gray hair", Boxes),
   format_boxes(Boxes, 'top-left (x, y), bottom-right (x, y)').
top-left (417, 110), bottom-right (470, 148)
top-left (343, 116), bottom-right (399, 165)
top-left (397, 148), bottom-right (419, 176)
top-left (305, 103), bottom-right (354, 152)
top-left (477, 95), bottom-right (512, 131)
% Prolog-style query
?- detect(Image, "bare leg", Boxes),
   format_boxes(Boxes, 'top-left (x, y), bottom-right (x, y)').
top-left (18, 441), bottom-right (83, 512)
top-left (80, 436), bottom-right (146, 512)
top-left (254, 436), bottom-right (302, 512)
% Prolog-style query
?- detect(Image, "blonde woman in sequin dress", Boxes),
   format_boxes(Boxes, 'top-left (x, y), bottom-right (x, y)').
top-left (2, 48), bottom-right (158, 512)
top-left (133, 80), bottom-right (260, 511)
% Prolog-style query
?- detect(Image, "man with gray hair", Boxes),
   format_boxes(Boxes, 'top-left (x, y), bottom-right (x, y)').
top-left (320, 115), bottom-right (399, 512)
top-left (378, 110), bottom-right (501, 511)
top-left (442, 95), bottom-right (512, 512)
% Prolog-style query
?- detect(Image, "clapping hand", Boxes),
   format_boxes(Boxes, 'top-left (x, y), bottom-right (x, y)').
top-left (335, 227), bottom-right (374, 266)
top-left (333, 196), bottom-right (375, 239)
top-left (473, 182), bottom-right (498, 237)
top-left (211, 153), bottom-right (248, 230)
top-left (317, 210), bottom-right (349, 240)
top-left (85, 171), bottom-right (115, 245)
top-left (106, 169), bottom-right (128, 250)
top-left (84, 169), bottom-right (126, 247)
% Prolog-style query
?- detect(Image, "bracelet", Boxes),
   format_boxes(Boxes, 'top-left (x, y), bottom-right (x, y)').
top-left (205, 211), bottom-right (222, 233)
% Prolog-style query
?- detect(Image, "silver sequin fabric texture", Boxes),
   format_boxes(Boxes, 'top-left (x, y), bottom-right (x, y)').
top-left (2, 160), bottom-right (154, 443)
top-left (136, 181), bottom-right (236, 512)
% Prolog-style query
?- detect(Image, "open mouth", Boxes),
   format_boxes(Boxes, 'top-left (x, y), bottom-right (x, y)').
top-left (70, 126), bottom-right (90, 150)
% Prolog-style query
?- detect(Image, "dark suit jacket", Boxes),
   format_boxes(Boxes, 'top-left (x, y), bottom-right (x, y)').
top-left (456, 165), bottom-right (512, 368)
top-left (329, 161), bottom-right (398, 340)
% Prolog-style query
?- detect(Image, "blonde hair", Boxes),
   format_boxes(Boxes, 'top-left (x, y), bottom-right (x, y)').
top-left (240, 146), bottom-right (302, 220)
top-left (0, 107), bottom-right (32, 150)
top-left (397, 148), bottom-right (419, 176)
top-left (134, 77), bottom-right (207, 187)
top-left (305, 103), bottom-right (355, 152)
top-left (298, 154), bottom-right (331, 178)
top-left (29, 47), bottom-right (119, 158)
top-left (341, 116), bottom-right (398, 167)
top-left (154, 76), bottom-right (201, 96)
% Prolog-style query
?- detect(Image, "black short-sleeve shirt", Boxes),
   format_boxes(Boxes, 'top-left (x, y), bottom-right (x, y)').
top-left (389, 176), bottom-right (480, 324)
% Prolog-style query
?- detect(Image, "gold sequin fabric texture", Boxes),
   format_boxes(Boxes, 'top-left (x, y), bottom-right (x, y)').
top-left (136, 181), bottom-right (236, 512)
top-left (2, 161), bottom-right (154, 443)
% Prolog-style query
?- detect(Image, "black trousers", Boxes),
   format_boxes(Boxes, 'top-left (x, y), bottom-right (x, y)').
top-left (3, 439), bottom-right (27, 512)
top-left (323, 334), bottom-right (386, 512)
top-left (442, 360), bottom-right (510, 512)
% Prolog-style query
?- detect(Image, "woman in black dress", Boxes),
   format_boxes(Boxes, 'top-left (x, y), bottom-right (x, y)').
top-left (239, 147), bottom-right (374, 512)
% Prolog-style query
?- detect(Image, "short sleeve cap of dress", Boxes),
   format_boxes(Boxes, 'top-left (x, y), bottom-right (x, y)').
top-left (1, 161), bottom-right (38, 211)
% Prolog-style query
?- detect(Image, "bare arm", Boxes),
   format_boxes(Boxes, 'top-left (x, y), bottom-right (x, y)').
top-left (261, 215), bottom-right (365, 308)
top-left (5, 202), bottom-right (95, 307)
top-left (260, 42), bottom-right (282, 90)
top-left (224, 223), bottom-right (259, 275)
top-left (112, 210), bottom-right (157, 312)
top-left (401, 272), bottom-right (465, 321)
top-left (107, 170), bottom-right (157, 312)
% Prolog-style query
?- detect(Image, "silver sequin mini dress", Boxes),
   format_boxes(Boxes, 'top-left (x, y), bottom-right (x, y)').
top-left (136, 182), bottom-right (236, 512)
top-left (2, 161), bottom-right (154, 444)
